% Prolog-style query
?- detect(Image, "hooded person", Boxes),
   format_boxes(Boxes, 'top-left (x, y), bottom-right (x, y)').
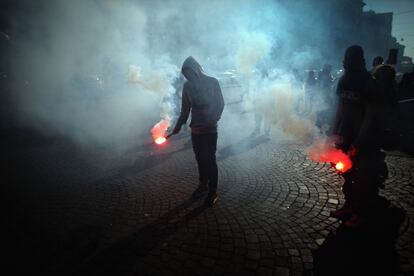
top-left (172, 56), bottom-right (224, 206)
top-left (331, 45), bottom-right (388, 228)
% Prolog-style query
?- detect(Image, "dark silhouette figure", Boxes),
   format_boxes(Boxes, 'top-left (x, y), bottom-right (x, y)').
top-left (372, 64), bottom-right (398, 150)
top-left (397, 68), bottom-right (414, 154)
top-left (398, 67), bottom-right (414, 100)
top-left (317, 64), bottom-right (335, 129)
top-left (172, 56), bottom-right (224, 206)
top-left (314, 201), bottom-right (405, 276)
top-left (371, 56), bottom-right (384, 72)
top-left (331, 45), bottom-right (388, 228)
top-left (319, 64), bottom-right (334, 92)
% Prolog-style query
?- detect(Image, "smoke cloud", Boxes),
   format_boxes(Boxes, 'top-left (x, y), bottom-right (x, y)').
top-left (4, 0), bottom-right (342, 154)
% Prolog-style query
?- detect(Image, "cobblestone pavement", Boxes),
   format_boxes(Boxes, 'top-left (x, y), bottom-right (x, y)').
top-left (5, 133), bottom-right (414, 275)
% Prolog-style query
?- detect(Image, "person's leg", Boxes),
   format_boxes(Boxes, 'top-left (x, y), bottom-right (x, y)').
top-left (354, 151), bottom-right (386, 213)
top-left (191, 133), bottom-right (209, 196)
top-left (205, 132), bottom-right (219, 205)
top-left (207, 132), bottom-right (218, 193)
top-left (344, 151), bottom-right (386, 228)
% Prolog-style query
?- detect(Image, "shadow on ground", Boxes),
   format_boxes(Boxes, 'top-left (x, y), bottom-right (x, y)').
top-left (65, 197), bottom-right (209, 275)
top-left (217, 135), bottom-right (270, 161)
top-left (313, 199), bottom-right (406, 276)
top-left (127, 138), bottom-right (192, 173)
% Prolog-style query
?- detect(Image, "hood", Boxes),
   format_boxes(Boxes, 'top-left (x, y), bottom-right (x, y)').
top-left (181, 56), bottom-right (204, 82)
top-left (343, 45), bottom-right (366, 72)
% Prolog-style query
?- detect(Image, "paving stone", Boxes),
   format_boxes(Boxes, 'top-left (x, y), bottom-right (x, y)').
top-left (6, 138), bottom-right (413, 275)
top-left (274, 266), bottom-right (290, 276)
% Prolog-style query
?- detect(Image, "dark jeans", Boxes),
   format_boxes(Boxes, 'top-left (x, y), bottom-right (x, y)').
top-left (342, 150), bottom-right (388, 215)
top-left (191, 132), bottom-right (218, 193)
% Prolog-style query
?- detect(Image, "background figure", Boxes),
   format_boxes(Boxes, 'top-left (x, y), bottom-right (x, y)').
top-left (371, 56), bottom-right (384, 73)
top-left (398, 67), bottom-right (414, 100)
top-left (331, 45), bottom-right (389, 228)
top-left (319, 64), bottom-right (334, 105)
top-left (316, 64), bottom-right (335, 131)
top-left (304, 70), bottom-right (317, 114)
top-left (397, 67), bottom-right (414, 154)
top-left (372, 64), bottom-right (398, 150)
top-left (172, 56), bottom-right (224, 206)
top-left (251, 67), bottom-right (272, 137)
top-left (252, 112), bottom-right (271, 137)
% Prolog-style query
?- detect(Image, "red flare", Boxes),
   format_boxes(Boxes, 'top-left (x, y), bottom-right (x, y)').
top-left (335, 161), bottom-right (345, 172)
top-left (154, 136), bottom-right (167, 145)
top-left (308, 139), bottom-right (352, 173)
top-left (151, 119), bottom-right (170, 146)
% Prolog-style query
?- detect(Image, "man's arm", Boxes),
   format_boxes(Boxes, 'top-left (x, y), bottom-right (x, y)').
top-left (173, 85), bottom-right (191, 134)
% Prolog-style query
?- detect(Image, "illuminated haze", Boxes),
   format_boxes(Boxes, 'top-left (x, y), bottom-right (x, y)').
top-left (7, 0), bottom-right (336, 150)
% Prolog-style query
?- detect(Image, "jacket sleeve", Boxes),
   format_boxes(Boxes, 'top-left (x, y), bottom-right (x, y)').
top-left (173, 84), bottom-right (191, 130)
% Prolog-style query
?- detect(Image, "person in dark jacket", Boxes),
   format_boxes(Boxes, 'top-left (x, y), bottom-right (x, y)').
top-left (172, 56), bottom-right (224, 206)
top-left (330, 45), bottom-right (388, 228)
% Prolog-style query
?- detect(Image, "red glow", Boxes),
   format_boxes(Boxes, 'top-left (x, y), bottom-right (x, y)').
top-left (151, 119), bottom-right (170, 145)
top-left (308, 139), bottom-right (352, 173)
top-left (335, 162), bottom-right (345, 172)
top-left (155, 137), bottom-right (167, 145)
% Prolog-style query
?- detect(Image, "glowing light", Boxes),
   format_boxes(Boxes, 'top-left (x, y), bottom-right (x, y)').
top-left (155, 136), bottom-right (167, 145)
top-left (308, 139), bottom-right (353, 173)
top-left (335, 162), bottom-right (345, 172)
top-left (151, 118), bottom-right (170, 145)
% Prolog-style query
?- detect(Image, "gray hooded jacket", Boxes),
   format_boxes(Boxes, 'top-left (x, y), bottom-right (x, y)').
top-left (174, 56), bottom-right (224, 134)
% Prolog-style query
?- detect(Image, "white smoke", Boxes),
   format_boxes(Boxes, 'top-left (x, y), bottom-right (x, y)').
top-left (6, 0), bottom-right (336, 150)
top-left (235, 32), bottom-right (272, 75)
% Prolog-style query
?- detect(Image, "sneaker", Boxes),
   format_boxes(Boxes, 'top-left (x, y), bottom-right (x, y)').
top-left (191, 184), bottom-right (208, 198)
top-left (204, 192), bottom-right (218, 206)
top-left (330, 207), bottom-right (353, 220)
top-left (344, 214), bottom-right (365, 228)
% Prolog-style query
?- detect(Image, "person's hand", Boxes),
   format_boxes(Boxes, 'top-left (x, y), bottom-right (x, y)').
top-left (172, 125), bottom-right (181, 135)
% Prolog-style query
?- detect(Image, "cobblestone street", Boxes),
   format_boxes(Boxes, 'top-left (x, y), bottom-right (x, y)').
top-left (5, 133), bottom-right (414, 275)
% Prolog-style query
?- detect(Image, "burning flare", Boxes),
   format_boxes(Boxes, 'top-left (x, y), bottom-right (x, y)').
top-left (307, 139), bottom-right (352, 173)
top-left (335, 161), bottom-right (345, 172)
top-left (151, 119), bottom-right (169, 145)
top-left (154, 137), bottom-right (167, 145)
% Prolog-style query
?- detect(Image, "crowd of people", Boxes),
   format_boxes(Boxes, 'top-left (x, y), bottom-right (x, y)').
top-left (294, 46), bottom-right (413, 228)
top-left (170, 46), bottom-right (413, 228)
